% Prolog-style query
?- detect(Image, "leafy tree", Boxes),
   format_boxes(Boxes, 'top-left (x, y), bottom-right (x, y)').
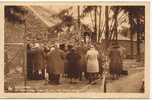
top-left (48, 6), bottom-right (93, 43)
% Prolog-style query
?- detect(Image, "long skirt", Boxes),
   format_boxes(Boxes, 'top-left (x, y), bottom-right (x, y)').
top-left (67, 64), bottom-right (80, 79)
top-left (87, 72), bottom-right (98, 82)
top-left (48, 73), bottom-right (60, 84)
top-left (33, 69), bottom-right (45, 80)
top-left (109, 62), bottom-right (122, 75)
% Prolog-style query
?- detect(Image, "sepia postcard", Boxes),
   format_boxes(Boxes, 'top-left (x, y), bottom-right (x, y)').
top-left (0, 1), bottom-right (150, 98)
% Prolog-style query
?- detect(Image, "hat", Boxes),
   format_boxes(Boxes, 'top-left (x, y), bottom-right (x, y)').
top-left (55, 43), bottom-right (60, 48)
top-left (34, 43), bottom-right (40, 48)
top-left (68, 45), bottom-right (73, 50)
top-left (90, 45), bottom-right (94, 48)
top-left (50, 47), bottom-right (55, 52)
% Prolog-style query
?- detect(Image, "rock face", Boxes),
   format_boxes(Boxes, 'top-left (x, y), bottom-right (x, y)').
top-left (5, 9), bottom-right (49, 43)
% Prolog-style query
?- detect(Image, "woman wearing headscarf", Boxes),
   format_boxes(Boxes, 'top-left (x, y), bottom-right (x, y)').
top-left (86, 45), bottom-right (99, 84)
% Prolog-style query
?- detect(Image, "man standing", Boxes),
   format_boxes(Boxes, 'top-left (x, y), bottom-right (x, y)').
top-left (86, 45), bottom-right (99, 84)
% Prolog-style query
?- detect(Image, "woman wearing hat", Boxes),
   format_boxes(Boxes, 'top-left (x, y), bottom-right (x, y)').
top-left (109, 43), bottom-right (123, 80)
top-left (66, 46), bottom-right (81, 83)
top-left (47, 43), bottom-right (65, 84)
top-left (86, 45), bottom-right (99, 84)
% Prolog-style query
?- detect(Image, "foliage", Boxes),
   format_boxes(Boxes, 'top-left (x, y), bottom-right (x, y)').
top-left (117, 6), bottom-right (145, 33)
top-left (80, 6), bottom-right (96, 18)
top-left (48, 7), bottom-right (75, 33)
top-left (5, 6), bottom-right (28, 24)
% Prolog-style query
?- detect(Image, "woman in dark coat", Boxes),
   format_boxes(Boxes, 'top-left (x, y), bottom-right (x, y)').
top-left (76, 44), bottom-right (88, 81)
top-left (27, 43), bottom-right (34, 80)
top-left (32, 43), bottom-right (45, 80)
top-left (66, 47), bottom-right (81, 83)
top-left (109, 44), bottom-right (123, 79)
top-left (47, 45), bottom-right (65, 84)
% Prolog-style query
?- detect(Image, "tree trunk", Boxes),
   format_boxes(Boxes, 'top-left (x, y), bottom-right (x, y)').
top-left (129, 15), bottom-right (134, 59)
top-left (94, 6), bottom-right (97, 42)
top-left (113, 7), bottom-right (118, 41)
top-left (77, 6), bottom-right (80, 30)
top-left (24, 19), bottom-right (27, 92)
top-left (105, 6), bottom-right (109, 48)
top-left (77, 6), bottom-right (81, 42)
top-left (98, 6), bottom-right (102, 42)
top-left (136, 18), bottom-right (141, 61)
top-left (137, 32), bottom-right (140, 61)
top-left (130, 31), bottom-right (134, 59)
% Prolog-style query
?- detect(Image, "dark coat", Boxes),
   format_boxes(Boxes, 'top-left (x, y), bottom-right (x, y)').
top-left (47, 48), bottom-right (65, 75)
top-left (76, 46), bottom-right (87, 72)
top-left (66, 49), bottom-right (81, 78)
top-left (109, 48), bottom-right (123, 75)
top-left (31, 47), bottom-right (45, 71)
top-left (27, 47), bottom-right (34, 79)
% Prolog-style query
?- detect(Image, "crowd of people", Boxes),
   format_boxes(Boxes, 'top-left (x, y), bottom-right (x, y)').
top-left (26, 41), bottom-right (123, 85)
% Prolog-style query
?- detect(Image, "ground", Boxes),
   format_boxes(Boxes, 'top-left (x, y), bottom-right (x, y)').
top-left (5, 59), bottom-right (144, 93)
